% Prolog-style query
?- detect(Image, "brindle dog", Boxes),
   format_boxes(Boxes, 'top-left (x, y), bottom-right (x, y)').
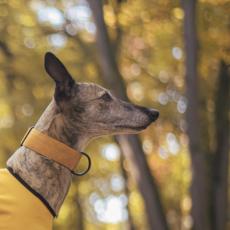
top-left (7, 52), bottom-right (159, 215)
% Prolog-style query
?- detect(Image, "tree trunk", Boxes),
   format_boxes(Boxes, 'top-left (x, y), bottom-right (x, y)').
top-left (75, 195), bottom-right (85, 230)
top-left (212, 60), bottom-right (230, 230)
top-left (182, 1), bottom-right (209, 229)
top-left (119, 153), bottom-right (136, 230)
top-left (88, 1), bottom-right (169, 230)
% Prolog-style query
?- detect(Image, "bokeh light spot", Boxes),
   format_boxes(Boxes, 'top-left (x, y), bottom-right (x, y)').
top-left (110, 174), bottom-right (125, 192)
top-left (166, 133), bottom-right (180, 155)
top-left (172, 47), bottom-right (183, 60)
top-left (101, 143), bottom-right (120, 161)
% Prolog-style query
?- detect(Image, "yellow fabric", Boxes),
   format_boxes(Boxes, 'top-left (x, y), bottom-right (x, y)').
top-left (22, 128), bottom-right (82, 170)
top-left (0, 168), bottom-right (53, 230)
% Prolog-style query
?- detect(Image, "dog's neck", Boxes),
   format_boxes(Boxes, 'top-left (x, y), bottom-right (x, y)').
top-left (36, 99), bottom-right (90, 150)
top-left (7, 99), bottom-right (89, 215)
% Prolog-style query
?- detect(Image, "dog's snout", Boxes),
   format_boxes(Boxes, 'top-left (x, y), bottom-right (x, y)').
top-left (145, 108), bottom-right (159, 122)
top-left (136, 106), bottom-right (159, 122)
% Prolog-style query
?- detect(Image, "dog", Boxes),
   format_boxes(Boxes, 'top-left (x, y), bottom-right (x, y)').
top-left (0, 52), bottom-right (159, 230)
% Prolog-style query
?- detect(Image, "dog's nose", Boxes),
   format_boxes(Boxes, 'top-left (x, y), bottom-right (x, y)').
top-left (148, 109), bottom-right (159, 122)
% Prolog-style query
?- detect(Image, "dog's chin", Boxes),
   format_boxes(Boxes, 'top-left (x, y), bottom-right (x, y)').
top-left (114, 123), bottom-right (151, 134)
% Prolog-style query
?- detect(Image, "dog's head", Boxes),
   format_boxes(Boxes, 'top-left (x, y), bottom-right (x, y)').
top-left (44, 52), bottom-right (159, 137)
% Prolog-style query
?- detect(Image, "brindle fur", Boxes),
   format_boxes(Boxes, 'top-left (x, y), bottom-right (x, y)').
top-left (7, 52), bottom-right (159, 215)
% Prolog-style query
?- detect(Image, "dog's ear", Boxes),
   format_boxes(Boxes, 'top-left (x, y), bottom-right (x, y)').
top-left (44, 52), bottom-right (75, 84)
top-left (44, 52), bottom-right (75, 102)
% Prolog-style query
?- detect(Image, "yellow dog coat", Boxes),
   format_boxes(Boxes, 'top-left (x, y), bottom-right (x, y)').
top-left (0, 168), bottom-right (53, 230)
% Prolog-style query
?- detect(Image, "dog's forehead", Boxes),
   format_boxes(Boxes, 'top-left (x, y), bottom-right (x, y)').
top-left (77, 82), bottom-right (107, 99)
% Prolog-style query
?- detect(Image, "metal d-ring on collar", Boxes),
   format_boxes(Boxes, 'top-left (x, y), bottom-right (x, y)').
top-left (71, 151), bottom-right (91, 176)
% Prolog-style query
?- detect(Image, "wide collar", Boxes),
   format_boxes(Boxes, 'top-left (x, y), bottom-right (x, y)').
top-left (20, 127), bottom-right (91, 176)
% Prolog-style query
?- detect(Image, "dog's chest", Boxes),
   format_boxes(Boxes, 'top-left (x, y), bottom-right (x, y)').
top-left (0, 168), bottom-right (53, 230)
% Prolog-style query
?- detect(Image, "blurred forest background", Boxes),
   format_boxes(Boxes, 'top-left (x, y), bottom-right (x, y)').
top-left (0, 0), bottom-right (229, 230)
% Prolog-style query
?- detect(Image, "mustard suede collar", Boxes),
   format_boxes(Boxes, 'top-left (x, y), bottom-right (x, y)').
top-left (21, 127), bottom-right (91, 176)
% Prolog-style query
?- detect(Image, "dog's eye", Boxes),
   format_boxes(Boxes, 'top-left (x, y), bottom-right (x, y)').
top-left (100, 92), bottom-right (112, 102)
